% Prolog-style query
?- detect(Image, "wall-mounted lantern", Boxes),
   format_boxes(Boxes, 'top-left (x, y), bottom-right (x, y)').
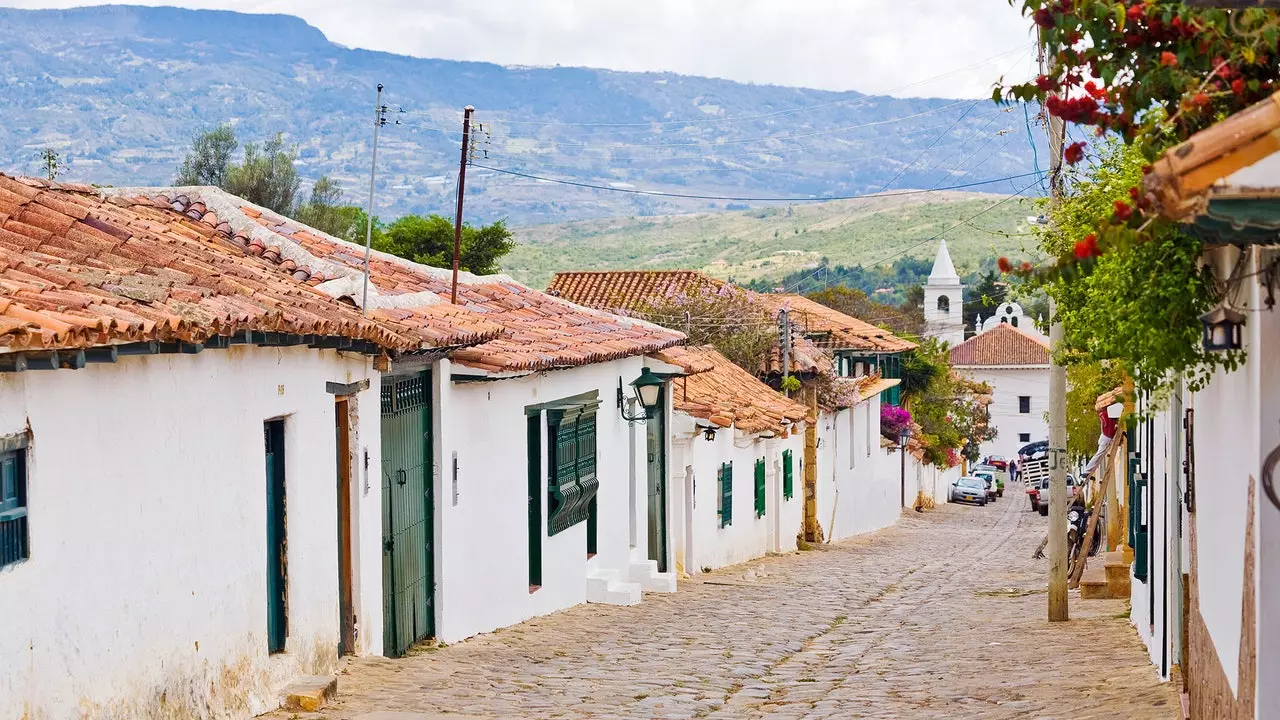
top-left (1200, 304), bottom-right (1245, 352)
top-left (699, 425), bottom-right (718, 441)
top-left (618, 367), bottom-right (664, 422)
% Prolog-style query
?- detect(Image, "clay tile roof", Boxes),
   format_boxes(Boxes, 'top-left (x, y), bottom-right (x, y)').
top-left (949, 323), bottom-right (1050, 367)
top-left (758, 294), bottom-right (917, 353)
top-left (547, 270), bottom-right (725, 312)
top-left (250, 215), bottom-right (684, 373)
top-left (0, 174), bottom-right (502, 354)
top-left (653, 345), bottom-right (808, 435)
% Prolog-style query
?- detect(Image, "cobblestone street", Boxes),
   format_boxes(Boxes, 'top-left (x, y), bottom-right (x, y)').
top-left (287, 488), bottom-right (1179, 719)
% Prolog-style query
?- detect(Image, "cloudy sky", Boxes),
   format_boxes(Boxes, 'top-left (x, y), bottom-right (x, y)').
top-left (4, 1), bottom-right (1038, 96)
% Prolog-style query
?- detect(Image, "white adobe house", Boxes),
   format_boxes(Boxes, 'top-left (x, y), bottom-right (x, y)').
top-left (923, 240), bottom-right (965, 346)
top-left (1121, 92), bottom-right (1280, 714)
top-left (231, 201), bottom-right (687, 648)
top-left (948, 308), bottom-right (1051, 461)
top-left (0, 176), bottom-right (509, 718)
top-left (654, 346), bottom-right (808, 572)
top-left (814, 375), bottom-right (906, 538)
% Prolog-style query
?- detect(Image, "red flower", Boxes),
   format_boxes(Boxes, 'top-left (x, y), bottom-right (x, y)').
top-left (1193, 92), bottom-right (1211, 108)
top-left (1113, 200), bottom-right (1133, 222)
top-left (1142, 164), bottom-right (1154, 175)
top-left (1161, 51), bottom-right (1178, 67)
top-left (1083, 80), bottom-right (1106, 100)
top-left (997, 257), bottom-right (1013, 273)
top-left (1129, 186), bottom-right (1140, 200)
top-left (1073, 240), bottom-right (1091, 259)
top-left (1035, 74), bottom-right (1055, 91)
top-left (1126, 4), bottom-right (1144, 22)
top-left (1233, 78), bottom-right (1247, 96)
top-left (1033, 7), bottom-right (1054, 28)
top-left (1021, 261), bottom-right (1034, 272)
top-left (1074, 233), bottom-right (1099, 259)
top-left (1064, 141), bottom-right (1086, 165)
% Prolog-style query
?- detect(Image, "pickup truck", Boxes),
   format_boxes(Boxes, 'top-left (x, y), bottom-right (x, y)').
top-left (1035, 474), bottom-right (1080, 516)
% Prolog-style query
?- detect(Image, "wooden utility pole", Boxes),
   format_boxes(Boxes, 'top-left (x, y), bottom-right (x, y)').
top-left (1043, 40), bottom-right (1070, 623)
top-left (450, 105), bottom-right (475, 305)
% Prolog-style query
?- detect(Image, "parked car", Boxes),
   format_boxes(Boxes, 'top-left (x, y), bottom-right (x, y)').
top-left (1036, 475), bottom-right (1081, 516)
top-left (1027, 478), bottom-right (1042, 511)
top-left (950, 476), bottom-right (989, 506)
top-left (973, 470), bottom-right (1001, 500)
top-left (986, 455), bottom-right (1009, 471)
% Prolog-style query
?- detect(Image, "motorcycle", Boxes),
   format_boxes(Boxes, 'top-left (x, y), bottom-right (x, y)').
top-left (1066, 500), bottom-right (1102, 566)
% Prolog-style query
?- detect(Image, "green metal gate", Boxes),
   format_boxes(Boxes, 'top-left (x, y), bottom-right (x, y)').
top-left (381, 372), bottom-right (434, 656)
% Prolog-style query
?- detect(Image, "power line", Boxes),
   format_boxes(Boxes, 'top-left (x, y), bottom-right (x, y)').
top-left (469, 163), bottom-right (1045, 203)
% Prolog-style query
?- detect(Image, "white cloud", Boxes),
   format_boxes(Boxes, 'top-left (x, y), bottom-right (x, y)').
top-left (4, 0), bottom-right (1039, 96)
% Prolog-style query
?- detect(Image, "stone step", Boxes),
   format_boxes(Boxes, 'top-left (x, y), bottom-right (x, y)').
top-left (1080, 566), bottom-right (1112, 600)
top-left (586, 569), bottom-right (642, 605)
top-left (1103, 551), bottom-right (1132, 597)
top-left (629, 559), bottom-right (677, 593)
top-left (281, 675), bottom-right (337, 712)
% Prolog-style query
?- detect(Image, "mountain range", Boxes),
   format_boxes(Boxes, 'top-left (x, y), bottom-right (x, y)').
top-left (0, 5), bottom-right (1043, 226)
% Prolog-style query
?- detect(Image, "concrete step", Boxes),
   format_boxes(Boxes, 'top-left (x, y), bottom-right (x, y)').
top-left (629, 559), bottom-right (677, 593)
top-left (1080, 566), bottom-right (1112, 600)
top-left (586, 569), bottom-right (642, 606)
top-left (1104, 551), bottom-right (1132, 598)
top-left (281, 675), bottom-right (337, 712)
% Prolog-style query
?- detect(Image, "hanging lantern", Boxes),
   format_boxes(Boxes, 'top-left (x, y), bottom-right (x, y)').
top-left (1199, 305), bottom-right (1246, 352)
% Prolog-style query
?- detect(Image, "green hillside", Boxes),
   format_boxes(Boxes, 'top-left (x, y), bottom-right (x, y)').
top-left (504, 192), bottom-right (1042, 288)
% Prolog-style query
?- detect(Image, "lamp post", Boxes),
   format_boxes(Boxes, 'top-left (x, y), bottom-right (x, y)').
top-left (899, 427), bottom-right (910, 508)
top-left (618, 368), bottom-right (664, 423)
top-left (1200, 304), bottom-right (1245, 352)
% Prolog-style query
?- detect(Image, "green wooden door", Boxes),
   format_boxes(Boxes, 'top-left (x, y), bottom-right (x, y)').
top-left (646, 387), bottom-right (668, 572)
top-left (264, 420), bottom-right (287, 654)
top-left (381, 372), bottom-right (434, 656)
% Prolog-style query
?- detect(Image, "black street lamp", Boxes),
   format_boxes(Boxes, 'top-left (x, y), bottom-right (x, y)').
top-left (1200, 304), bottom-right (1245, 352)
top-left (898, 427), bottom-right (910, 508)
top-left (618, 368), bottom-right (664, 423)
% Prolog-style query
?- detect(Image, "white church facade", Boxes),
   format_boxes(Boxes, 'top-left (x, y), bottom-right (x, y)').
top-left (922, 241), bottom-right (1049, 460)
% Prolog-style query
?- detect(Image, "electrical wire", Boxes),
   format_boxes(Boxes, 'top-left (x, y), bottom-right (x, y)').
top-left (468, 163), bottom-right (1045, 203)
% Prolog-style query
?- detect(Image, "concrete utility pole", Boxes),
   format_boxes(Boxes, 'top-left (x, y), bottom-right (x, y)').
top-left (450, 106), bottom-right (475, 306)
top-left (1042, 42), bottom-right (1070, 623)
top-left (362, 83), bottom-right (387, 316)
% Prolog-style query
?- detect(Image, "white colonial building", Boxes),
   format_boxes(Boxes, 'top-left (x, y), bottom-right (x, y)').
top-left (923, 240), bottom-right (965, 346)
top-left (948, 305), bottom-right (1050, 461)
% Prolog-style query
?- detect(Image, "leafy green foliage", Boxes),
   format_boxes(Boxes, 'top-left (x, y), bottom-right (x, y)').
top-left (1065, 361), bottom-right (1126, 461)
top-left (175, 124), bottom-right (237, 187)
top-left (224, 133), bottom-right (301, 215)
top-left (900, 338), bottom-right (995, 467)
top-left (962, 271), bottom-right (1004, 335)
top-left (373, 214), bottom-right (516, 277)
top-left (1037, 140), bottom-right (1241, 394)
top-left (293, 176), bottom-right (368, 242)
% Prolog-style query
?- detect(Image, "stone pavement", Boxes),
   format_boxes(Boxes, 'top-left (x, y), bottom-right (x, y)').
top-left (275, 488), bottom-right (1179, 719)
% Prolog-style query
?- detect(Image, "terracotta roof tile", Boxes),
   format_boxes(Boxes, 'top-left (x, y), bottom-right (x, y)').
top-left (949, 323), bottom-right (1050, 366)
top-left (0, 174), bottom-right (503, 354)
top-left (248, 213), bottom-right (684, 373)
top-left (547, 270), bottom-right (725, 312)
top-left (758, 294), bottom-right (917, 353)
top-left (654, 345), bottom-right (808, 435)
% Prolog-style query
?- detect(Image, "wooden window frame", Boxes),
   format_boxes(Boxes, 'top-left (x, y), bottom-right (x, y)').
top-left (0, 434), bottom-right (29, 570)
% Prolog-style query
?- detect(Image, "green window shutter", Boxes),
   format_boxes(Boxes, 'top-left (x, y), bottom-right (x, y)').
top-left (782, 450), bottom-right (794, 500)
top-left (719, 462), bottom-right (733, 528)
top-left (547, 410), bottom-right (581, 536)
top-left (754, 458), bottom-right (766, 518)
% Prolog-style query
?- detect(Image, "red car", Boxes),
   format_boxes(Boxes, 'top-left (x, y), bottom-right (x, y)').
top-left (986, 455), bottom-right (1009, 471)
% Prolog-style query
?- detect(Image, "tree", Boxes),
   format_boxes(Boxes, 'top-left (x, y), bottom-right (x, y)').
top-left (962, 271), bottom-right (1003, 336)
top-left (224, 133), bottom-right (301, 215)
top-left (902, 338), bottom-right (995, 468)
top-left (373, 214), bottom-right (515, 276)
top-left (175, 124), bottom-right (237, 186)
top-left (38, 148), bottom-right (62, 181)
top-left (294, 176), bottom-right (368, 242)
top-left (635, 284), bottom-right (776, 375)
top-left (1065, 361), bottom-right (1126, 462)
top-left (806, 286), bottom-right (924, 337)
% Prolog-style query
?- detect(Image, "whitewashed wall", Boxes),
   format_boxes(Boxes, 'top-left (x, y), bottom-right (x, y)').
top-left (900, 454), bottom-right (959, 508)
top-left (669, 416), bottom-right (803, 573)
top-left (431, 356), bottom-right (656, 643)
top-left (814, 395), bottom-right (900, 543)
top-left (0, 346), bottom-right (383, 720)
top-left (1129, 400), bottom-right (1183, 681)
top-left (956, 366), bottom-right (1050, 460)
top-left (1258, 273), bottom-right (1280, 717)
